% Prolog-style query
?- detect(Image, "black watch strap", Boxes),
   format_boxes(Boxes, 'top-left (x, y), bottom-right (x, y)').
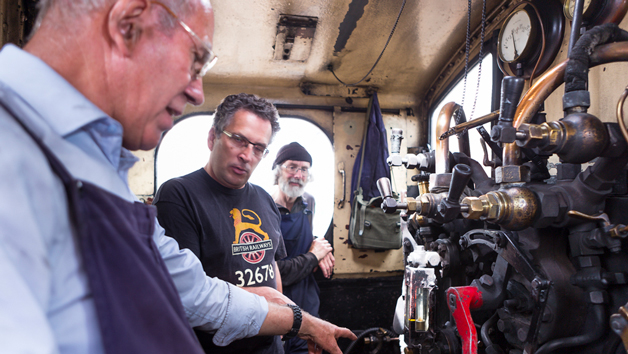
top-left (282, 304), bottom-right (302, 341)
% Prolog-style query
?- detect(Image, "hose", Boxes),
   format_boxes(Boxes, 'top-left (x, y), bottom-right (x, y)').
top-left (565, 23), bottom-right (628, 93)
top-left (344, 327), bottom-right (396, 354)
top-left (535, 303), bottom-right (606, 354)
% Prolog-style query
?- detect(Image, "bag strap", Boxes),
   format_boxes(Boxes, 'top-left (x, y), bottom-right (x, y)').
top-left (358, 198), bottom-right (367, 236)
top-left (355, 95), bottom-right (374, 196)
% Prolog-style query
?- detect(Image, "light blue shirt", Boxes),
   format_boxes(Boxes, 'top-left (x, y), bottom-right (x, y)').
top-left (0, 44), bottom-right (268, 354)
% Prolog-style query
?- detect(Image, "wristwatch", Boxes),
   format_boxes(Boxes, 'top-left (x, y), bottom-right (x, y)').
top-left (282, 304), bottom-right (302, 341)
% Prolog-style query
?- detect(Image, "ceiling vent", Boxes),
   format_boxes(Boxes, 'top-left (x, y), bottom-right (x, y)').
top-left (274, 15), bottom-right (318, 61)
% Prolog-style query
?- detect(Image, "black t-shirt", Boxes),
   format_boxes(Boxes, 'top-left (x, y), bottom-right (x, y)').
top-left (154, 168), bottom-right (286, 354)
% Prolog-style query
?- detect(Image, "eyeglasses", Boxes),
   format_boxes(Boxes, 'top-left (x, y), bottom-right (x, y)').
top-left (151, 1), bottom-right (218, 79)
top-left (222, 130), bottom-right (269, 158)
top-left (282, 164), bottom-right (309, 176)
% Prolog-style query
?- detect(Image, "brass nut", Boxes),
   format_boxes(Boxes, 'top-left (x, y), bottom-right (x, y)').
top-left (516, 123), bottom-right (548, 148)
top-left (545, 121), bottom-right (562, 148)
top-left (483, 193), bottom-right (502, 221)
top-left (418, 194), bottom-right (431, 215)
top-left (407, 197), bottom-right (418, 212)
top-left (461, 196), bottom-right (484, 219)
top-left (496, 165), bottom-right (531, 183)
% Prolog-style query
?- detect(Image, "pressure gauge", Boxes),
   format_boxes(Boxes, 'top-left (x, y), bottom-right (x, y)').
top-left (563, 0), bottom-right (593, 21)
top-left (562, 0), bottom-right (628, 28)
top-left (497, 0), bottom-right (565, 80)
top-left (498, 8), bottom-right (536, 63)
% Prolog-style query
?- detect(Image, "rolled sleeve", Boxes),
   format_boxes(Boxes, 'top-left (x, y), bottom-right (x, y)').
top-left (153, 221), bottom-right (269, 345)
top-left (209, 283), bottom-right (269, 346)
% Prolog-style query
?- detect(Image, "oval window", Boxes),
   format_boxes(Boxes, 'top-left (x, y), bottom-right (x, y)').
top-left (156, 114), bottom-right (334, 237)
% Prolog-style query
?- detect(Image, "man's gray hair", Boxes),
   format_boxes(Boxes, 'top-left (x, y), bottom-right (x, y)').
top-left (213, 93), bottom-right (281, 142)
top-left (33, 0), bottom-right (193, 36)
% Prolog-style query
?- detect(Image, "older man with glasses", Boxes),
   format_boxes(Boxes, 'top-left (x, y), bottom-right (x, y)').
top-left (0, 1), bottom-right (354, 354)
top-left (155, 93), bottom-right (315, 354)
top-left (271, 142), bottom-right (335, 354)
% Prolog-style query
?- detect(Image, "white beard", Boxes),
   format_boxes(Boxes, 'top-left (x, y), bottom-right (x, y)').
top-left (279, 176), bottom-right (306, 199)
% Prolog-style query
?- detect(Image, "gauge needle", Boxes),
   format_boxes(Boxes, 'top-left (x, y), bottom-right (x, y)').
top-left (512, 30), bottom-right (519, 57)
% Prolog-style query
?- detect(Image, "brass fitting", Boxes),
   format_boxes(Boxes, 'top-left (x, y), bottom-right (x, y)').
top-left (411, 213), bottom-right (429, 227)
top-left (516, 113), bottom-right (608, 164)
top-left (406, 197), bottom-right (418, 212)
top-left (418, 181), bottom-right (429, 195)
top-left (417, 193), bottom-right (444, 218)
top-left (516, 121), bottom-right (562, 149)
top-left (460, 196), bottom-right (485, 219)
top-left (460, 187), bottom-right (539, 231)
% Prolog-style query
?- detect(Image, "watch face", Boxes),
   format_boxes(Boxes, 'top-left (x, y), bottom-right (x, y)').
top-left (499, 9), bottom-right (533, 63)
top-left (564, 0), bottom-right (592, 20)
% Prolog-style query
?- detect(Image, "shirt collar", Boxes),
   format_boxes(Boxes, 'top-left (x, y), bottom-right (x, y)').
top-left (0, 44), bottom-right (137, 171)
top-left (0, 44), bottom-right (114, 137)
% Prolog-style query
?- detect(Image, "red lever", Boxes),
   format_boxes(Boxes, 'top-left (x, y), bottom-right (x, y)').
top-left (446, 286), bottom-right (483, 354)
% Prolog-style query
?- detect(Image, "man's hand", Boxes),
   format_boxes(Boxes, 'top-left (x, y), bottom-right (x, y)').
top-left (299, 312), bottom-right (356, 354)
top-left (317, 252), bottom-right (335, 278)
top-left (243, 286), bottom-right (294, 305)
top-left (309, 238), bottom-right (332, 261)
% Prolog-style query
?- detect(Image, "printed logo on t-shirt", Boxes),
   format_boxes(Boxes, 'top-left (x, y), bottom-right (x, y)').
top-left (230, 208), bottom-right (273, 264)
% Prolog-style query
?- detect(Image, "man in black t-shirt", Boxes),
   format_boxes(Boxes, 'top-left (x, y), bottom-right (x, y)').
top-left (154, 93), bottom-right (287, 354)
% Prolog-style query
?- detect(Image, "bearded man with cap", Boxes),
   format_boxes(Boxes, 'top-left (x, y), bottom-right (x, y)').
top-left (272, 142), bottom-right (335, 354)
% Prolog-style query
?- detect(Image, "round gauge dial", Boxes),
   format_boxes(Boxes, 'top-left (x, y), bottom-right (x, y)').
top-left (497, 0), bottom-right (565, 81)
top-left (498, 8), bottom-right (535, 63)
top-left (563, 0), bottom-right (593, 21)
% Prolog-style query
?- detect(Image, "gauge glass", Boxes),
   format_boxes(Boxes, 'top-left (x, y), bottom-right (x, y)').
top-left (564, 0), bottom-right (592, 20)
top-left (499, 9), bottom-right (532, 63)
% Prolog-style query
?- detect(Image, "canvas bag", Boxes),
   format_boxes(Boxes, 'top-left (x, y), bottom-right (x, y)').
top-left (348, 93), bottom-right (402, 250)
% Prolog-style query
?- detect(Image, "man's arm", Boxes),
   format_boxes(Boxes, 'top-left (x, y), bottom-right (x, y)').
top-left (258, 303), bottom-right (357, 354)
top-left (275, 262), bottom-right (283, 293)
top-left (243, 285), bottom-right (293, 305)
top-left (277, 252), bottom-right (319, 286)
top-left (317, 252), bottom-right (335, 279)
top-left (278, 238), bottom-right (332, 286)
top-left (155, 229), bottom-right (355, 351)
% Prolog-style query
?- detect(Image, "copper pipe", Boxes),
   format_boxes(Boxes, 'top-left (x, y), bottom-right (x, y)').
top-left (617, 85), bottom-right (628, 145)
top-left (503, 42), bottom-right (628, 166)
top-left (439, 110), bottom-right (500, 140)
top-left (435, 102), bottom-right (470, 174)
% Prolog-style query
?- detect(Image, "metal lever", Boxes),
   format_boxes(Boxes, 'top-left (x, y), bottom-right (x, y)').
top-left (491, 76), bottom-right (525, 144)
top-left (438, 164), bottom-right (472, 222)
top-left (337, 162), bottom-right (346, 209)
top-left (377, 177), bottom-right (402, 214)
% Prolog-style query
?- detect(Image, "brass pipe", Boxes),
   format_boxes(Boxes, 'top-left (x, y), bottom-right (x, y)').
top-left (503, 42), bottom-right (628, 166)
top-left (617, 85), bottom-right (628, 145)
top-left (439, 110), bottom-right (500, 140)
top-left (435, 102), bottom-right (470, 174)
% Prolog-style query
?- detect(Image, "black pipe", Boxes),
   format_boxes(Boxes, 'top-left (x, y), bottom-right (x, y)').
top-left (565, 23), bottom-right (628, 93)
top-left (344, 328), bottom-right (395, 354)
top-left (480, 312), bottom-right (499, 347)
top-left (567, 0), bottom-right (586, 57)
top-left (535, 303), bottom-right (606, 354)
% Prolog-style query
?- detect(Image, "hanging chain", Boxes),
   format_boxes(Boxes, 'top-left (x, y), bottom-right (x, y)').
top-left (460, 0), bottom-right (472, 111)
top-left (458, 0), bottom-right (487, 124)
top-left (469, 0), bottom-right (487, 120)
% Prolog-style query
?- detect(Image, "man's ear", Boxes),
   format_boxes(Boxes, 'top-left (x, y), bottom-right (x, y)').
top-left (107, 0), bottom-right (150, 56)
top-left (208, 127), bottom-right (216, 151)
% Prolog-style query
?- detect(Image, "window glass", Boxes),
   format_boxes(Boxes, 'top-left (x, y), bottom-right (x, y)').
top-left (156, 115), bottom-right (334, 237)
top-left (430, 54), bottom-right (494, 172)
